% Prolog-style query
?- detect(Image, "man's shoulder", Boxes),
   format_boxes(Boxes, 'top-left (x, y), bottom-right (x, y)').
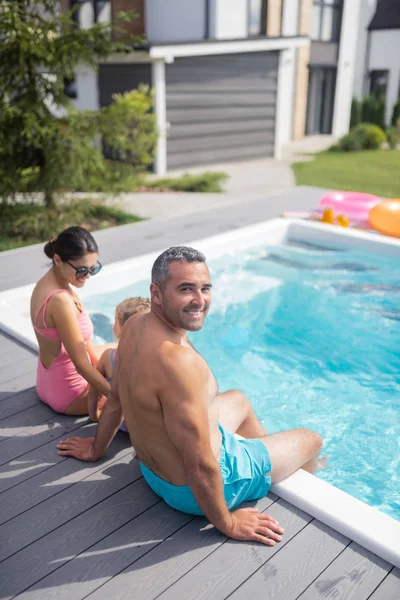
top-left (158, 341), bottom-right (203, 375)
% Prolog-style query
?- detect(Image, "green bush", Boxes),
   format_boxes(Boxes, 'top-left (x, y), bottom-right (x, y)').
top-left (350, 97), bottom-right (361, 129)
top-left (144, 172), bottom-right (228, 193)
top-left (361, 95), bottom-right (386, 129)
top-left (386, 127), bottom-right (400, 149)
top-left (339, 123), bottom-right (386, 152)
top-left (338, 133), bottom-right (363, 152)
top-left (391, 99), bottom-right (400, 127)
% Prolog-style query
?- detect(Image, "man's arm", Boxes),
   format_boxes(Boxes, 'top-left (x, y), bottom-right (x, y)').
top-left (159, 346), bottom-right (283, 545)
top-left (57, 351), bottom-right (124, 461)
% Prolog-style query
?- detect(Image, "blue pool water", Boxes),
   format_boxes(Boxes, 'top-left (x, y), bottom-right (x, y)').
top-left (86, 239), bottom-right (400, 520)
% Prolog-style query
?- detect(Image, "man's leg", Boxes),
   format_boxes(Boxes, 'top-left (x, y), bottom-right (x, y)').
top-left (257, 429), bottom-right (324, 482)
top-left (216, 390), bottom-right (324, 479)
top-left (216, 390), bottom-right (267, 438)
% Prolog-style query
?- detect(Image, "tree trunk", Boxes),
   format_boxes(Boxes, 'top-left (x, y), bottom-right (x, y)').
top-left (44, 188), bottom-right (56, 211)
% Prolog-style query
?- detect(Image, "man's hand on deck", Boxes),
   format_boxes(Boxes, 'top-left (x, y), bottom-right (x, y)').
top-left (56, 436), bottom-right (99, 461)
top-left (227, 507), bottom-right (284, 545)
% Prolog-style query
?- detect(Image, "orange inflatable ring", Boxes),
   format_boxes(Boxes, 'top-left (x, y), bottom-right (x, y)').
top-left (369, 200), bottom-right (400, 238)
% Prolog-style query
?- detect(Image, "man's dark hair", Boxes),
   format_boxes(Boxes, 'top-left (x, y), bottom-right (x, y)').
top-left (151, 246), bottom-right (206, 289)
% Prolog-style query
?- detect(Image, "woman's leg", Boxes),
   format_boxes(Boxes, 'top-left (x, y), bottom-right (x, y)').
top-left (64, 387), bottom-right (108, 416)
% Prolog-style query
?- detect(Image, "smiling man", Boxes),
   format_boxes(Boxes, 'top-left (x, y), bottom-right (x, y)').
top-left (57, 246), bottom-right (324, 545)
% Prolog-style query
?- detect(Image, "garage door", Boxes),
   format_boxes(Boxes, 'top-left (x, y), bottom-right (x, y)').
top-left (165, 51), bottom-right (279, 169)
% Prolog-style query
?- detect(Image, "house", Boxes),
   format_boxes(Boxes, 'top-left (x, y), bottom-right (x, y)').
top-left (353, 0), bottom-right (400, 126)
top-left (65, 0), bottom-right (362, 173)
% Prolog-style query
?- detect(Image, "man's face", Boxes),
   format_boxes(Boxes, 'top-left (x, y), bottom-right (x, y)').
top-left (158, 261), bottom-right (212, 331)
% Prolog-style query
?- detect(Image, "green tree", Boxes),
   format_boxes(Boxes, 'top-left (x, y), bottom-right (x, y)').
top-left (391, 98), bottom-right (400, 127)
top-left (350, 97), bottom-right (361, 129)
top-left (0, 0), bottom-right (151, 209)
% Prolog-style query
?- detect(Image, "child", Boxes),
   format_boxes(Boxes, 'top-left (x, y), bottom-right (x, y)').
top-left (88, 297), bottom-right (150, 430)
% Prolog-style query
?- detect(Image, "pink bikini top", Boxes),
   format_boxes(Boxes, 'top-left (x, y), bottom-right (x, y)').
top-left (32, 289), bottom-right (94, 341)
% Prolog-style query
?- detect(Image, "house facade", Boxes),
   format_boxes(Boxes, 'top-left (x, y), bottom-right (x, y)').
top-left (353, 0), bottom-right (400, 126)
top-left (64, 0), bottom-right (362, 173)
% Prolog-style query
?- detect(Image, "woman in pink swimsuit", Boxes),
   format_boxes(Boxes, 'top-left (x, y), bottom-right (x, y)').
top-left (30, 226), bottom-right (113, 415)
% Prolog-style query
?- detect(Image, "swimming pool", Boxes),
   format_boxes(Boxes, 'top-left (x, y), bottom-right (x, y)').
top-left (1, 219), bottom-right (400, 566)
top-left (86, 234), bottom-right (400, 522)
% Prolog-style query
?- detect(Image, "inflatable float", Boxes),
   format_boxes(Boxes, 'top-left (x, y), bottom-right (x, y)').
top-left (369, 200), bottom-right (400, 238)
top-left (320, 191), bottom-right (382, 224)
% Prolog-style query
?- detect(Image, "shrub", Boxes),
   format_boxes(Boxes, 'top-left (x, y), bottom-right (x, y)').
top-left (338, 133), bottom-right (363, 152)
top-left (391, 99), bottom-right (400, 127)
top-left (144, 172), bottom-right (228, 193)
top-left (361, 95), bottom-right (386, 129)
top-left (350, 98), bottom-right (361, 129)
top-left (386, 127), bottom-right (400, 149)
top-left (339, 123), bottom-right (386, 152)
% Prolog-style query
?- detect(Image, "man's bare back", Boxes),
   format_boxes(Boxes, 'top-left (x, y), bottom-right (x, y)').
top-left (58, 246), bottom-right (324, 545)
top-left (118, 310), bottom-right (222, 485)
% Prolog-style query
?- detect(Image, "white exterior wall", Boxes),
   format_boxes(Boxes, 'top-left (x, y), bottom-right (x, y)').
top-left (209, 0), bottom-right (247, 39)
top-left (275, 48), bottom-right (297, 157)
top-left (145, 0), bottom-right (206, 43)
top-left (281, 0), bottom-right (300, 37)
top-left (332, 0), bottom-right (362, 137)
top-left (72, 68), bottom-right (99, 111)
top-left (369, 30), bottom-right (400, 125)
top-left (352, 0), bottom-right (377, 99)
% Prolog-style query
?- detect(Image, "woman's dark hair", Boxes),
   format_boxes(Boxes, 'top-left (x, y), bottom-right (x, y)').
top-left (44, 226), bottom-right (98, 262)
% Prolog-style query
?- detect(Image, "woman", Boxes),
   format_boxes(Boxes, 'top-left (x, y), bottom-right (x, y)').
top-left (30, 226), bottom-right (113, 415)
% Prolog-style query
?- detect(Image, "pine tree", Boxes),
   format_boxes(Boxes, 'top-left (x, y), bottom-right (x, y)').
top-left (0, 0), bottom-right (139, 209)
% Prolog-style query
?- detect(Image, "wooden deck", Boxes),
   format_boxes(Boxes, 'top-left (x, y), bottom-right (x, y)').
top-left (0, 331), bottom-right (398, 600)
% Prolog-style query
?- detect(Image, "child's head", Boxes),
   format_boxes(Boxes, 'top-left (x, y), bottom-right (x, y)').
top-left (113, 296), bottom-right (150, 339)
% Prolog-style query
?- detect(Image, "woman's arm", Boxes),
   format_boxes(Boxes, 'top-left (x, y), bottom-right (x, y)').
top-left (88, 352), bottom-right (108, 421)
top-left (50, 294), bottom-right (110, 397)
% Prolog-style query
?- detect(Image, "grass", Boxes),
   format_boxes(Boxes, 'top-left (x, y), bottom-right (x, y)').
top-left (292, 149), bottom-right (400, 198)
top-left (0, 200), bottom-right (143, 253)
top-left (140, 172), bottom-right (228, 193)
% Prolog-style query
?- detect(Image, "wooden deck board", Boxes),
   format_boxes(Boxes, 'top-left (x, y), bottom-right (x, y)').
top-left (367, 567), bottom-right (400, 600)
top-left (0, 388), bottom-right (41, 420)
top-left (298, 542), bottom-right (392, 600)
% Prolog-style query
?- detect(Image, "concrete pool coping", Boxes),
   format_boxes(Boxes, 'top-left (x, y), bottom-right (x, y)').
top-left (1, 216), bottom-right (399, 568)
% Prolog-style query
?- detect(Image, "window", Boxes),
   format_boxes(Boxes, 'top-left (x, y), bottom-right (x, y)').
top-left (248, 0), bottom-right (266, 36)
top-left (311, 0), bottom-right (342, 42)
top-left (369, 70), bottom-right (389, 99)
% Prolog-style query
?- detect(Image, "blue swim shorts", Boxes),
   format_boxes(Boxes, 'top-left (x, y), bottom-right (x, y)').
top-left (139, 424), bottom-right (272, 515)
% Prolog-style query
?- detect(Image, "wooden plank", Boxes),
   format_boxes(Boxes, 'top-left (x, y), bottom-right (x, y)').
top-left (0, 422), bottom-right (99, 494)
top-left (226, 522), bottom-right (349, 600)
top-left (86, 496), bottom-right (288, 600)
top-left (16, 502), bottom-right (194, 600)
top-left (368, 567), bottom-right (400, 600)
top-left (0, 338), bottom-right (36, 365)
top-left (0, 413), bottom-right (90, 466)
top-left (0, 370), bottom-right (37, 400)
top-left (0, 450), bottom-right (139, 561)
top-left (0, 403), bottom-right (55, 442)
top-left (0, 388), bottom-right (40, 420)
top-left (0, 434), bottom-right (131, 525)
top-left (298, 542), bottom-right (393, 600)
top-left (0, 478), bottom-right (160, 600)
top-left (0, 355), bottom-right (37, 383)
top-left (154, 499), bottom-right (313, 600)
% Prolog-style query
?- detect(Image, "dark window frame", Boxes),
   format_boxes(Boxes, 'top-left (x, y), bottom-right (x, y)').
top-left (311, 0), bottom-right (342, 42)
top-left (369, 69), bottom-right (389, 99)
top-left (247, 0), bottom-right (267, 37)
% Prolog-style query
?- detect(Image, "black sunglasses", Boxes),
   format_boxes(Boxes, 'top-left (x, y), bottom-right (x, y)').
top-left (66, 260), bottom-right (102, 280)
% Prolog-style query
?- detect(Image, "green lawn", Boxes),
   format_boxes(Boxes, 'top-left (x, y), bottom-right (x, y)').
top-left (292, 150), bottom-right (400, 198)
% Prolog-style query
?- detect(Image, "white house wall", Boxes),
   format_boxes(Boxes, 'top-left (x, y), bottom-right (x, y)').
top-left (275, 47), bottom-right (297, 157)
top-left (332, 0), bottom-right (362, 137)
top-left (209, 0), bottom-right (247, 39)
top-left (369, 30), bottom-right (400, 125)
top-left (352, 0), bottom-right (377, 100)
top-left (145, 0), bottom-right (206, 43)
top-left (72, 67), bottom-right (99, 111)
top-left (281, 0), bottom-right (300, 37)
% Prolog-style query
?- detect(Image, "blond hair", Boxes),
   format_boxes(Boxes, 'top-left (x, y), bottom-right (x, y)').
top-left (116, 297), bottom-right (150, 327)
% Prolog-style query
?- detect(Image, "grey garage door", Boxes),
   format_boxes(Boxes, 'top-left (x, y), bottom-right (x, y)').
top-left (165, 51), bottom-right (279, 169)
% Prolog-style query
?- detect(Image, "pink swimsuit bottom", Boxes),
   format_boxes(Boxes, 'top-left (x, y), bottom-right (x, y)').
top-left (32, 289), bottom-right (94, 413)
